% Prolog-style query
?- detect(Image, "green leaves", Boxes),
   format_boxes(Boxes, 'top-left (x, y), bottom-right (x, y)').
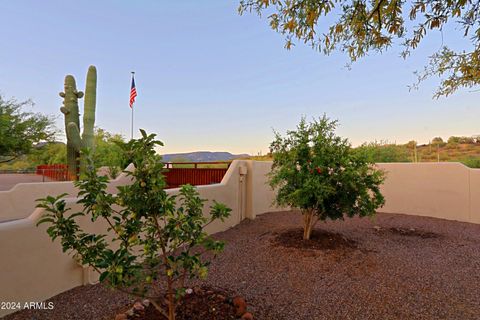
top-left (210, 201), bottom-right (232, 221)
top-left (36, 129), bottom-right (231, 319)
top-left (0, 95), bottom-right (56, 163)
top-left (269, 115), bottom-right (385, 236)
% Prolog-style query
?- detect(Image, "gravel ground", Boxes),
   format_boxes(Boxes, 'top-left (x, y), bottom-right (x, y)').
top-left (4, 211), bottom-right (480, 320)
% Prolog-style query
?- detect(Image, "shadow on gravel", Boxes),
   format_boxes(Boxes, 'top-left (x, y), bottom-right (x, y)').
top-left (271, 228), bottom-right (358, 251)
top-left (376, 227), bottom-right (441, 239)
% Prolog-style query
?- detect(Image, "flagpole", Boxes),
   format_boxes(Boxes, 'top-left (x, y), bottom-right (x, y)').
top-left (131, 71), bottom-right (135, 140)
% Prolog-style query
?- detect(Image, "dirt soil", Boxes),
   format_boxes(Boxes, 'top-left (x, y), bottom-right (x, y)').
top-left (4, 211), bottom-right (480, 320)
top-left (117, 286), bottom-right (238, 320)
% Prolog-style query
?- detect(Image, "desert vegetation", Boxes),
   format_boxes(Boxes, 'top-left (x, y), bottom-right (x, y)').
top-left (269, 116), bottom-right (385, 240)
top-left (0, 95), bottom-right (56, 165)
top-left (354, 137), bottom-right (480, 167)
top-left (249, 136), bottom-right (480, 168)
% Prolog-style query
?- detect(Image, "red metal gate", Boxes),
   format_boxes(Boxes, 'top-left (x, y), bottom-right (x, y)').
top-left (163, 162), bottom-right (230, 189)
top-left (35, 162), bottom-right (231, 187)
top-left (36, 164), bottom-right (69, 181)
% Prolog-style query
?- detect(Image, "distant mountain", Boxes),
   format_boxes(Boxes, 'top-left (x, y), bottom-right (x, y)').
top-left (161, 151), bottom-right (250, 162)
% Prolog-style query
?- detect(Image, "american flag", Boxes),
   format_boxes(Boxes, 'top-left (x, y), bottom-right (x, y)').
top-left (129, 76), bottom-right (137, 108)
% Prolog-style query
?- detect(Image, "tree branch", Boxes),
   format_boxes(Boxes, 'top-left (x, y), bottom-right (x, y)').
top-left (0, 155), bottom-right (18, 163)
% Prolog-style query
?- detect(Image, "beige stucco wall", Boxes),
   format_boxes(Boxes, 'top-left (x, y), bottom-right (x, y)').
top-left (0, 165), bottom-right (134, 223)
top-left (469, 169), bottom-right (480, 224)
top-left (249, 161), bottom-right (286, 217)
top-left (0, 182), bottom-right (78, 223)
top-left (0, 203), bottom-right (103, 314)
top-left (377, 162), bottom-right (480, 223)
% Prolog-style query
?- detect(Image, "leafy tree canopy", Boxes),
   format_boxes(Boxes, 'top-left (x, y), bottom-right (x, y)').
top-left (29, 142), bottom-right (67, 166)
top-left (269, 115), bottom-right (385, 240)
top-left (239, 0), bottom-right (480, 97)
top-left (1, 128), bottom-right (127, 172)
top-left (93, 128), bottom-right (126, 168)
top-left (0, 95), bottom-right (56, 163)
top-left (431, 136), bottom-right (444, 145)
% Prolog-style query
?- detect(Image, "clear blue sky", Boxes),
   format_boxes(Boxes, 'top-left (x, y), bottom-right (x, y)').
top-left (1, 1), bottom-right (478, 155)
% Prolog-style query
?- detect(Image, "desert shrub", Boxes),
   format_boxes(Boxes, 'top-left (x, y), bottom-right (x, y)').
top-left (448, 136), bottom-right (461, 146)
top-left (269, 116), bottom-right (385, 240)
top-left (107, 164), bottom-right (120, 179)
top-left (354, 141), bottom-right (410, 163)
top-left (461, 158), bottom-right (480, 168)
top-left (37, 130), bottom-right (231, 320)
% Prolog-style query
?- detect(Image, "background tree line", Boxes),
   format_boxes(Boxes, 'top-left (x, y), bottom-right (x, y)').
top-left (250, 135), bottom-right (480, 168)
top-left (0, 95), bottom-right (126, 172)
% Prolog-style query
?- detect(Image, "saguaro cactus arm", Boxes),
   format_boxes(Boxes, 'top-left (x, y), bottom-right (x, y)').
top-left (82, 66), bottom-right (97, 150)
top-left (67, 122), bottom-right (83, 150)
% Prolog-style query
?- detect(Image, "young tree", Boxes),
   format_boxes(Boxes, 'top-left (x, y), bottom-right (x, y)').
top-left (239, 1), bottom-right (480, 97)
top-left (0, 95), bottom-right (56, 163)
top-left (37, 130), bottom-right (231, 320)
top-left (269, 116), bottom-right (385, 240)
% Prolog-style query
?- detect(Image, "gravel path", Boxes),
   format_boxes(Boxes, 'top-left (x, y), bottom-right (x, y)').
top-left (5, 211), bottom-right (480, 320)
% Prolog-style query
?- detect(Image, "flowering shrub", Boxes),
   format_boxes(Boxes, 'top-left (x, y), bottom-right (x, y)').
top-left (269, 116), bottom-right (385, 240)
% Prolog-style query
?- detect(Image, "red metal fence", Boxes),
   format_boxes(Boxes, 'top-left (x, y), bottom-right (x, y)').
top-left (163, 162), bottom-right (230, 189)
top-left (36, 164), bottom-right (69, 181)
top-left (34, 162), bottom-right (231, 186)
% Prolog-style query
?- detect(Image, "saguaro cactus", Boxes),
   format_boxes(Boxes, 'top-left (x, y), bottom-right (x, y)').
top-left (59, 65), bottom-right (97, 180)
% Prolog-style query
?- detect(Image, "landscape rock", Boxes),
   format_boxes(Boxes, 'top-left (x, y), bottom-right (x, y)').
top-left (193, 286), bottom-right (202, 294)
top-left (114, 313), bottom-right (128, 320)
top-left (233, 296), bottom-right (247, 317)
top-left (133, 301), bottom-right (145, 312)
top-left (241, 312), bottom-right (254, 320)
top-left (215, 294), bottom-right (226, 302)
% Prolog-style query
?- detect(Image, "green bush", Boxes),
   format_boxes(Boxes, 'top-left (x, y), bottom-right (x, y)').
top-left (37, 130), bottom-right (231, 320)
top-left (269, 116), bottom-right (385, 240)
top-left (354, 141), bottom-right (410, 163)
top-left (461, 158), bottom-right (480, 168)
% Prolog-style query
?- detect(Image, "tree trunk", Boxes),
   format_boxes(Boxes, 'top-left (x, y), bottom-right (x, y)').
top-left (168, 305), bottom-right (175, 320)
top-left (302, 209), bottom-right (315, 240)
top-left (167, 278), bottom-right (176, 320)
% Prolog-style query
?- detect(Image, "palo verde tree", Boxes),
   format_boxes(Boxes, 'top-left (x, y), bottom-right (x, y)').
top-left (37, 130), bottom-right (231, 320)
top-left (239, 1), bottom-right (480, 98)
top-left (0, 95), bottom-right (56, 163)
top-left (269, 115), bottom-right (385, 240)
